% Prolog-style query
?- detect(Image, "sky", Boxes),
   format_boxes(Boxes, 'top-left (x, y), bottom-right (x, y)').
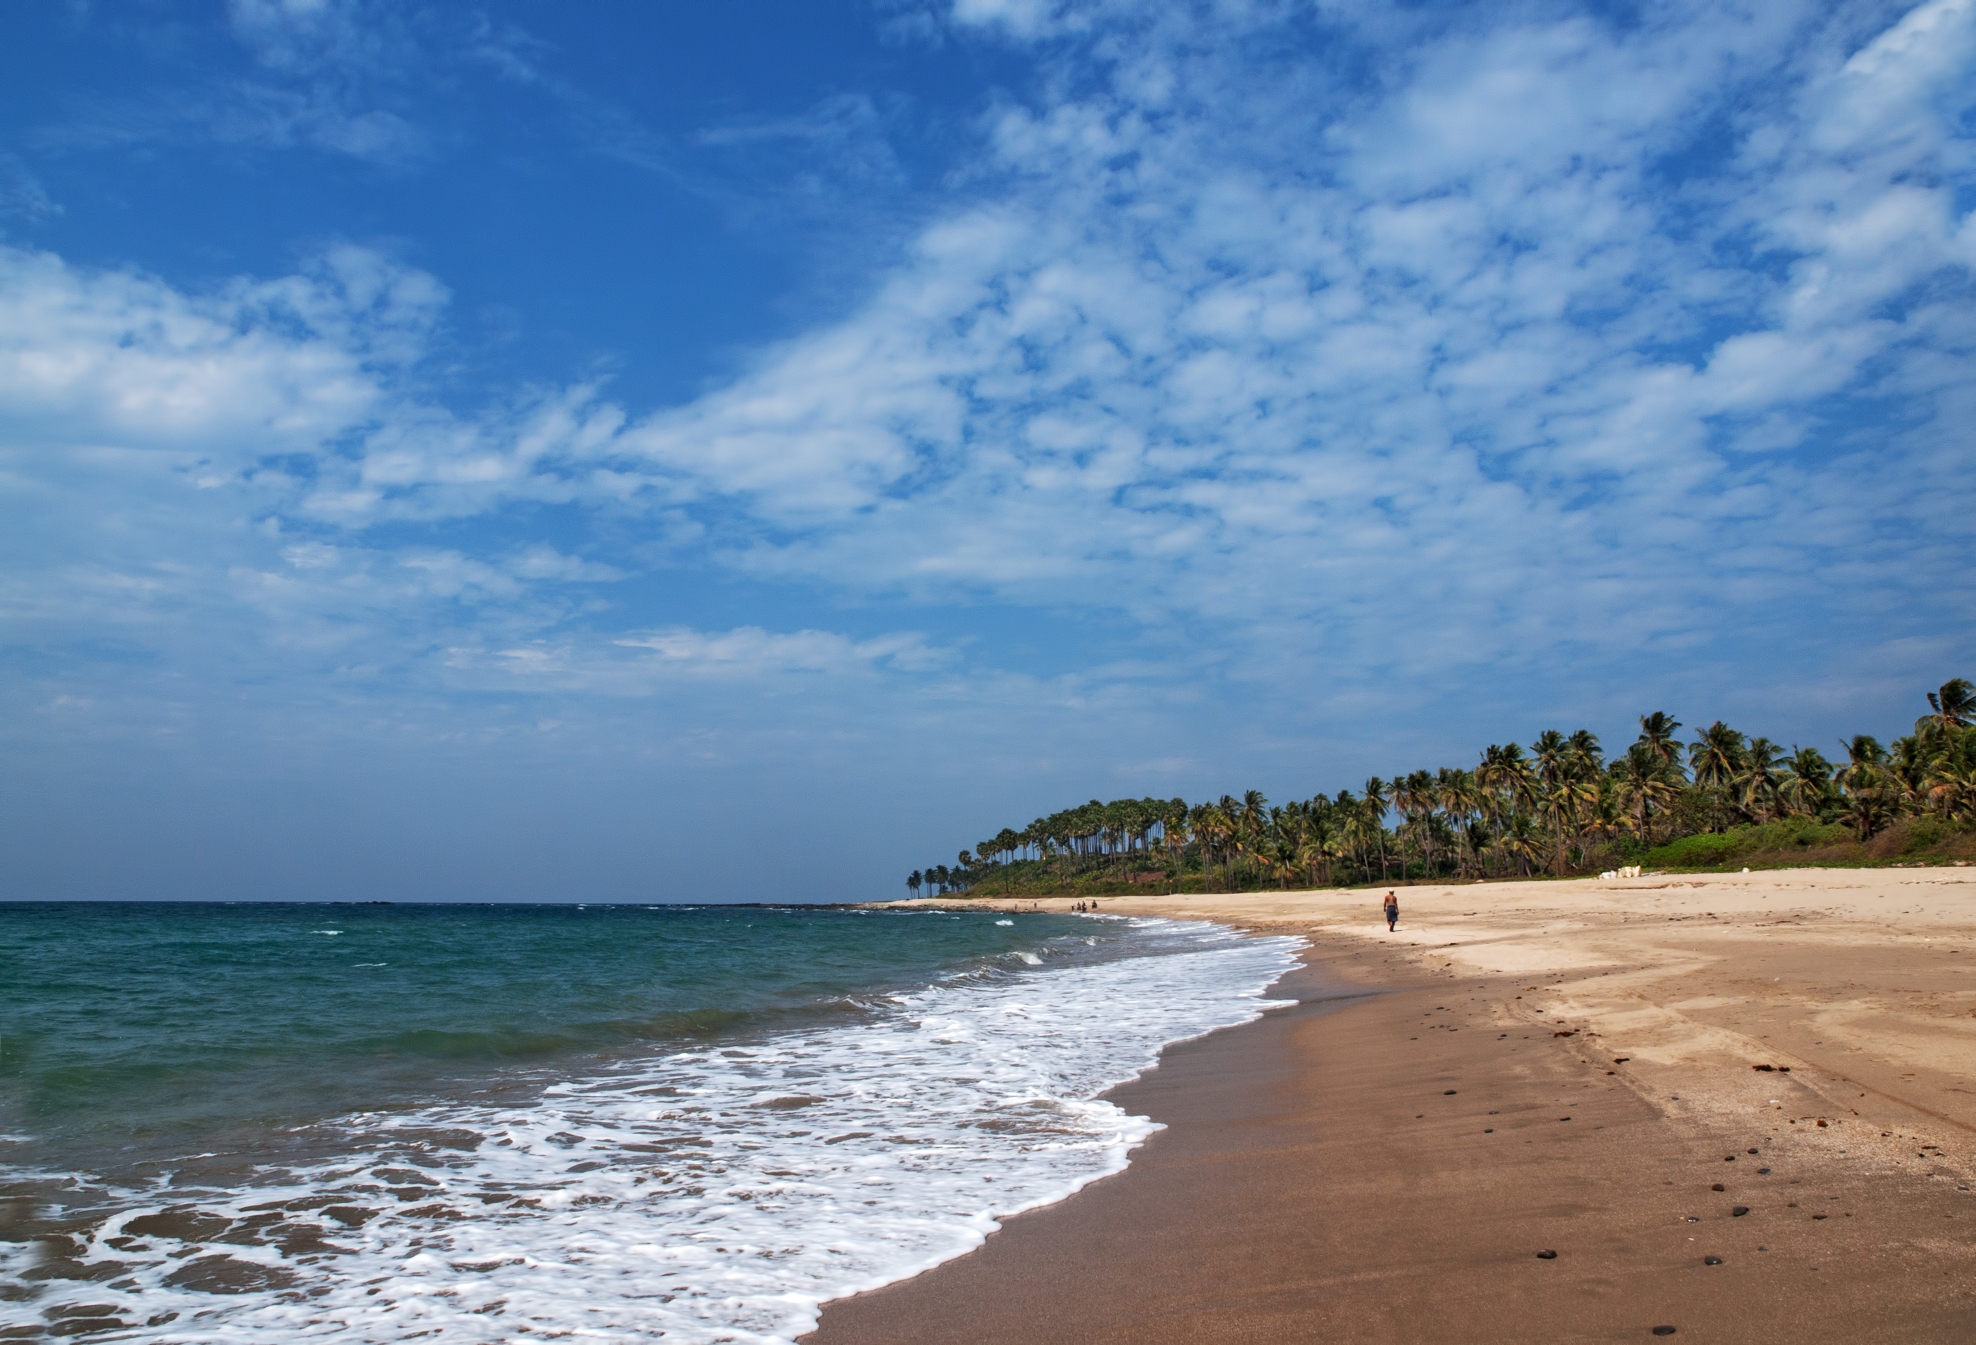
top-left (2, 0), bottom-right (1973, 903)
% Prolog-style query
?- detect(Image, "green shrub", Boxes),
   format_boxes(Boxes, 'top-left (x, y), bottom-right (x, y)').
top-left (1903, 819), bottom-right (1944, 853)
top-left (1643, 830), bottom-right (1747, 868)
top-left (1641, 818), bottom-right (1852, 868)
top-left (1743, 818), bottom-right (1851, 850)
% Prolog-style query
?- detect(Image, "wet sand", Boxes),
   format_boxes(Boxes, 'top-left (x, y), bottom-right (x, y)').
top-left (812, 870), bottom-right (1976, 1342)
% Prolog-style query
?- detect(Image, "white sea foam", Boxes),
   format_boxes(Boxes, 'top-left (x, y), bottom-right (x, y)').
top-left (3, 919), bottom-right (1301, 1344)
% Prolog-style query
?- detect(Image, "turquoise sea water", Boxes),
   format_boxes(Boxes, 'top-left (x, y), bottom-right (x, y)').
top-left (0, 902), bottom-right (1077, 1158)
top-left (0, 902), bottom-right (1301, 1343)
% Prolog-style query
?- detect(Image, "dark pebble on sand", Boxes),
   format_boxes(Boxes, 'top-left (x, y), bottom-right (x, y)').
top-left (1711, 1183), bottom-right (1725, 1191)
top-left (1758, 1168), bottom-right (1770, 1174)
top-left (1536, 1250), bottom-right (1557, 1259)
top-left (1748, 1148), bottom-right (1759, 1154)
top-left (1724, 1155), bottom-right (1736, 1162)
top-left (1653, 1329), bottom-right (1678, 1337)
top-left (1484, 1128), bottom-right (1493, 1133)
top-left (1703, 1256), bottom-right (1724, 1265)
top-left (1732, 1206), bottom-right (1749, 1216)
top-left (1444, 1090), bottom-right (1457, 1095)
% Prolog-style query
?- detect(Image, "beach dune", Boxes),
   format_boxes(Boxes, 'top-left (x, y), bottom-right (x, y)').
top-left (813, 868), bottom-right (1976, 1342)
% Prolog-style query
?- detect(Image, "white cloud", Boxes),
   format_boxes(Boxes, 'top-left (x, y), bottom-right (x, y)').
top-left (616, 626), bottom-right (944, 677)
top-left (583, 0), bottom-right (1975, 677)
top-left (0, 155), bottom-right (60, 221)
top-left (3, 0), bottom-right (1971, 809)
top-left (0, 243), bottom-right (440, 454)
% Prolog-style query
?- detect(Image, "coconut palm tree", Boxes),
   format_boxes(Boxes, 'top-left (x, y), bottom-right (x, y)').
top-left (1837, 786), bottom-right (1891, 841)
top-left (1834, 735), bottom-right (1886, 796)
top-left (1614, 741), bottom-right (1678, 840)
top-left (1636, 712), bottom-right (1684, 772)
top-left (1887, 735), bottom-right (1932, 813)
top-left (1500, 811), bottom-right (1540, 877)
top-left (1583, 776), bottom-right (1627, 854)
top-left (933, 673), bottom-right (1973, 896)
top-left (1194, 801), bottom-right (1233, 892)
top-left (1362, 778), bottom-right (1391, 880)
top-left (1529, 731), bottom-right (1571, 869)
top-left (1437, 767), bottom-right (1480, 877)
top-left (1158, 799), bottom-right (1191, 891)
top-left (1925, 730), bottom-right (1976, 821)
top-left (1940, 760), bottom-right (1976, 823)
top-left (1476, 744), bottom-right (1526, 826)
top-left (1778, 746), bottom-right (1832, 817)
top-left (1688, 722), bottom-right (1747, 831)
top-left (1396, 770), bottom-right (1438, 878)
top-left (1738, 739), bottom-right (1783, 823)
top-left (1917, 678), bottom-right (1975, 739)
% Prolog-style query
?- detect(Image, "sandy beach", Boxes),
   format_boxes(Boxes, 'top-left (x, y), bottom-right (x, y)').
top-left (811, 867), bottom-right (1976, 1342)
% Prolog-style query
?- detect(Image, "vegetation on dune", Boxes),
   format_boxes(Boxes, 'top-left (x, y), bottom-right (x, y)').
top-left (903, 678), bottom-right (1976, 898)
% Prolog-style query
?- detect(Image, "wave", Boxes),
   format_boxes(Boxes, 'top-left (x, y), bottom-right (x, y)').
top-left (0, 920), bottom-right (1301, 1344)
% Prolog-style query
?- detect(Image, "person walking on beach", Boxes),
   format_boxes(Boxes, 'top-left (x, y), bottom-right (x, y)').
top-left (1383, 891), bottom-right (1399, 932)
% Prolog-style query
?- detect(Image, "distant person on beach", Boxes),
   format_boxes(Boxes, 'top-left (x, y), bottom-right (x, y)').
top-left (1383, 892), bottom-right (1399, 931)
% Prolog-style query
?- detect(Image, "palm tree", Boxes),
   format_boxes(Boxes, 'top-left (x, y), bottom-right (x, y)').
top-left (1688, 721), bottom-right (1747, 831)
top-left (1194, 802), bottom-right (1233, 892)
top-left (1500, 811), bottom-right (1540, 877)
top-left (1584, 775), bottom-right (1627, 853)
top-left (1837, 787), bottom-right (1891, 841)
top-left (1395, 770), bottom-right (1437, 879)
top-left (1239, 790), bottom-right (1270, 886)
top-left (1636, 712), bottom-right (1684, 772)
top-left (1159, 799), bottom-right (1191, 892)
top-left (907, 870), bottom-right (922, 899)
top-left (934, 673), bottom-right (1972, 895)
top-left (1835, 735), bottom-right (1886, 796)
top-left (1532, 732), bottom-right (1601, 872)
top-left (1437, 767), bottom-right (1479, 877)
top-left (1937, 759), bottom-right (1976, 823)
top-left (1917, 678), bottom-right (1975, 739)
top-left (1887, 735), bottom-right (1932, 813)
top-left (1778, 746), bottom-right (1832, 817)
top-left (1362, 778), bottom-right (1391, 881)
top-left (1614, 741), bottom-right (1677, 841)
top-left (1738, 739), bottom-right (1783, 824)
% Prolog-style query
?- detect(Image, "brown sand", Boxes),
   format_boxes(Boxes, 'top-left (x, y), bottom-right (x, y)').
top-left (809, 869), bottom-right (1976, 1342)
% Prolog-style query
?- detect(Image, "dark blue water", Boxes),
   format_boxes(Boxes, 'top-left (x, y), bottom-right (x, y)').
top-left (0, 902), bottom-right (1078, 1156)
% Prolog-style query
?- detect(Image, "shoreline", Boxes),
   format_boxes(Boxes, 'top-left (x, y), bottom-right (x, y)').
top-left (811, 868), bottom-right (1976, 1341)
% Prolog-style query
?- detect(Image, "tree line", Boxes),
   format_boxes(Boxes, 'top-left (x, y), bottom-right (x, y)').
top-left (904, 678), bottom-right (1975, 897)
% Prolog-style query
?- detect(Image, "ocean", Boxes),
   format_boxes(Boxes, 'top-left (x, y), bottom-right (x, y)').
top-left (0, 902), bottom-right (1301, 1343)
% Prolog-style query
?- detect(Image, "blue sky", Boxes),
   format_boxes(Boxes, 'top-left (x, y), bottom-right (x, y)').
top-left (3, 0), bottom-right (1973, 902)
